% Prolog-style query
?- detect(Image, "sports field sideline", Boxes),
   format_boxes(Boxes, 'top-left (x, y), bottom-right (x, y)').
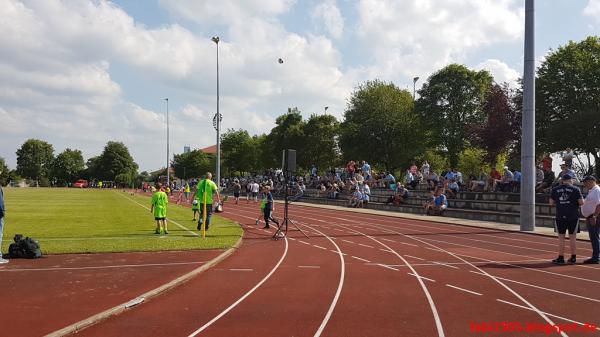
top-left (1, 188), bottom-right (242, 254)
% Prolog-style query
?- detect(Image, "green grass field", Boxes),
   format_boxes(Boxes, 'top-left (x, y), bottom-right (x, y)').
top-left (1, 188), bottom-right (242, 254)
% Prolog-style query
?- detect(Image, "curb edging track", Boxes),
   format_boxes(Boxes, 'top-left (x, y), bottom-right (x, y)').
top-left (44, 234), bottom-right (244, 337)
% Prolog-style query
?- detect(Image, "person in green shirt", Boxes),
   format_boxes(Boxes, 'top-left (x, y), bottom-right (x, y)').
top-left (150, 182), bottom-right (169, 234)
top-left (196, 172), bottom-right (221, 231)
top-left (184, 182), bottom-right (191, 201)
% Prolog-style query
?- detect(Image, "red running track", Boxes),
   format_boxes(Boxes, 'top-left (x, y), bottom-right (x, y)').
top-left (54, 201), bottom-right (600, 336)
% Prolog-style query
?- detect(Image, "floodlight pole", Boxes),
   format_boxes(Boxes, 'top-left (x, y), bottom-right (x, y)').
top-left (413, 76), bottom-right (419, 99)
top-left (164, 98), bottom-right (170, 189)
top-left (212, 36), bottom-right (221, 188)
top-left (520, 0), bottom-right (535, 231)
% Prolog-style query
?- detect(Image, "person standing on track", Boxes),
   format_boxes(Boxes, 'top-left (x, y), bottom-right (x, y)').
top-left (150, 182), bottom-right (169, 235)
top-left (549, 174), bottom-right (584, 264)
top-left (251, 181), bottom-right (260, 202)
top-left (197, 172), bottom-right (220, 232)
top-left (232, 179), bottom-right (242, 204)
top-left (261, 185), bottom-right (279, 229)
top-left (0, 172), bottom-right (8, 264)
top-left (581, 176), bottom-right (600, 264)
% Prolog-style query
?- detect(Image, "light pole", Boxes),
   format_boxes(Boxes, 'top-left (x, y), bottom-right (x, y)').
top-left (212, 36), bottom-right (221, 187)
top-left (413, 76), bottom-right (420, 99)
top-left (324, 106), bottom-right (329, 115)
top-left (521, 0), bottom-right (535, 231)
top-left (163, 98), bottom-right (170, 189)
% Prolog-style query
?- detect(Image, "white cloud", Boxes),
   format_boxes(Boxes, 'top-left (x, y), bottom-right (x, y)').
top-left (312, 0), bottom-right (345, 39)
top-left (474, 59), bottom-right (521, 87)
top-left (355, 0), bottom-right (524, 83)
top-left (584, 0), bottom-right (600, 21)
top-left (181, 104), bottom-right (206, 121)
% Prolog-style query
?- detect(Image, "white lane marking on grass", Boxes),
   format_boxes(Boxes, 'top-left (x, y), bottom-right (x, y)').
top-left (469, 271), bottom-right (600, 303)
top-left (229, 268), bottom-right (253, 272)
top-left (117, 192), bottom-right (198, 237)
top-left (407, 273), bottom-right (436, 283)
top-left (351, 256), bottom-right (371, 263)
top-left (496, 299), bottom-right (600, 331)
top-left (404, 255), bottom-right (425, 261)
top-left (445, 284), bottom-right (482, 296)
top-left (313, 245), bottom-right (328, 250)
top-left (187, 237), bottom-right (289, 337)
top-left (0, 261), bottom-right (206, 272)
top-left (432, 261), bottom-right (459, 269)
top-left (357, 243), bottom-right (374, 248)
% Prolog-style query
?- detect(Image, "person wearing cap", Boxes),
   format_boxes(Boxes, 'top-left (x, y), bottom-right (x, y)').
top-left (549, 173), bottom-right (584, 264)
top-left (581, 176), bottom-right (600, 264)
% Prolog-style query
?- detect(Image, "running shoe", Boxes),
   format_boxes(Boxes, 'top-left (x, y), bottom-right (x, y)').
top-left (552, 256), bottom-right (565, 265)
top-left (583, 258), bottom-right (599, 264)
top-left (154, 230), bottom-right (161, 234)
top-left (0, 258), bottom-right (8, 264)
top-left (567, 255), bottom-right (576, 264)
top-left (255, 219), bottom-right (259, 225)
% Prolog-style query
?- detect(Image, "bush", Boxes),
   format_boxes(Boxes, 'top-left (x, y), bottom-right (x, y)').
top-left (458, 148), bottom-right (489, 179)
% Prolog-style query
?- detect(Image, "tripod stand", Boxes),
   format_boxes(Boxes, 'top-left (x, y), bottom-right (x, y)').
top-left (272, 177), bottom-right (309, 240)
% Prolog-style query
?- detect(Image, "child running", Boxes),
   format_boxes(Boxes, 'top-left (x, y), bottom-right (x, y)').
top-left (192, 198), bottom-right (199, 221)
top-left (150, 182), bottom-right (169, 234)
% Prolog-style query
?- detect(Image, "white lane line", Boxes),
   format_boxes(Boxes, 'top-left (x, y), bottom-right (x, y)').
top-left (404, 255), bottom-right (425, 261)
top-left (357, 243), bottom-right (374, 248)
top-left (379, 238), bottom-right (396, 243)
top-left (351, 256), bottom-right (371, 263)
top-left (496, 299), bottom-right (600, 331)
top-left (379, 248), bottom-right (394, 253)
top-left (407, 273), bottom-right (436, 283)
top-left (432, 261), bottom-right (459, 270)
top-left (187, 237), bottom-right (289, 337)
top-left (298, 265), bottom-right (321, 269)
top-left (446, 284), bottom-right (482, 296)
top-left (424, 246), bottom-right (441, 252)
top-left (341, 239), bottom-right (356, 244)
top-left (398, 242), bottom-right (418, 247)
top-left (313, 245), bottom-right (328, 250)
top-left (117, 192), bottom-right (199, 237)
top-left (0, 261), bottom-right (206, 272)
top-left (470, 271), bottom-right (600, 303)
top-left (298, 240), bottom-right (311, 245)
top-left (229, 268), bottom-right (253, 272)
top-left (376, 263), bottom-right (400, 271)
top-left (300, 224), bottom-right (346, 337)
top-left (288, 237), bottom-right (297, 241)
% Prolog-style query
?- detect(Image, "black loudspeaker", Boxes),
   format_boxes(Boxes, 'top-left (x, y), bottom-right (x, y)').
top-left (282, 149), bottom-right (296, 173)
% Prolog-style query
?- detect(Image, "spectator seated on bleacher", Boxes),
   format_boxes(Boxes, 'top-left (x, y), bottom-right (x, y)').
top-left (446, 179), bottom-right (460, 198)
top-left (386, 184), bottom-right (409, 206)
top-left (384, 172), bottom-right (396, 188)
top-left (488, 167), bottom-right (502, 192)
top-left (426, 171), bottom-right (439, 190)
top-left (496, 167), bottom-right (514, 192)
top-left (327, 183), bottom-right (339, 199)
top-left (348, 187), bottom-right (363, 208)
top-left (513, 169), bottom-right (522, 192)
top-left (536, 167), bottom-right (556, 193)
top-left (406, 170), bottom-right (418, 190)
top-left (469, 168), bottom-right (488, 192)
top-left (360, 182), bottom-right (370, 205)
top-left (424, 187), bottom-right (448, 216)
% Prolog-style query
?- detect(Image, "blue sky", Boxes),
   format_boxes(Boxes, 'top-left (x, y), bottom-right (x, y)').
top-left (1, 0), bottom-right (599, 172)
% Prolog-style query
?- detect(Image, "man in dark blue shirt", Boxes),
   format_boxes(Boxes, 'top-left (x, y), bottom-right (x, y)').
top-left (549, 174), bottom-right (584, 264)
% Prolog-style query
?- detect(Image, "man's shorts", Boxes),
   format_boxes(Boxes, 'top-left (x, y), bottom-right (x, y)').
top-left (155, 217), bottom-right (166, 221)
top-left (234, 192), bottom-right (240, 198)
top-left (251, 192), bottom-right (258, 198)
top-left (555, 218), bottom-right (580, 235)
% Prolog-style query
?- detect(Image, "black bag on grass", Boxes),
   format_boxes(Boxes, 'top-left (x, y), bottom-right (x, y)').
top-left (9, 234), bottom-right (42, 259)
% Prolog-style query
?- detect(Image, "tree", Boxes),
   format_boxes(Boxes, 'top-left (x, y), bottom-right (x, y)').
top-left (172, 150), bottom-right (214, 179)
top-left (16, 139), bottom-right (54, 182)
top-left (264, 108), bottom-right (306, 169)
top-left (471, 84), bottom-right (520, 164)
top-left (50, 148), bottom-right (85, 186)
top-left (97, 141), bottom-right (138, 181)
top-left (301, 114), bottom-right (340, 171)
top-left (536, 36), bottom-right (600, 177)
top-left (416, 64), bottom-right (493, 167)
top-left (221, 129), bottom-right (258, 174)
top-left (0, 157), bottom-right (9, 186)
top-left (339, 80), bottom-right (424, 171)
